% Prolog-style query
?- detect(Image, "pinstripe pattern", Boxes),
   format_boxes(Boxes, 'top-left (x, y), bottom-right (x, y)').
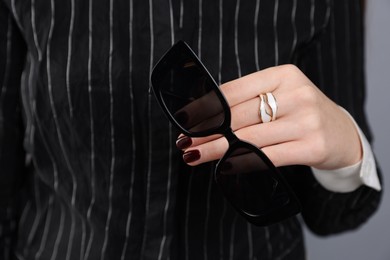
top-left (273, 0), bottom-right (279, 65)
top-left (30, 0), bottom-right (41, 61)
top-left (157, 2), bottom-right (175, 260)
top-left (343, 0), bottom-right (354, 115)
top-left (290, 0), bottom-right (298, 60)
top-left (0, 0), bottom-right (382, 259)
top-left (310, 0), bottom-right (316, 38)
top-left (197, 0), bottom-right (202, 59)
top-left (254, 0), bottom-right (260, 71)
top-left (51, 203), bottom-right (65, 260)
top-left (41, 3), bottom-right (61, 259)
top-left (179, 0), bottom-right (184, 28)
top-left (140, 0), bottom-right (154, 257)
top-left (10, 0), bottom-right (22, 30)
top-left (84, 0), bottom-right (96, 258)
top-left (0, 16), bottom-right (13, 260)
top-left (65, 0), bottom-right (75, 119)
top-left (100, 0), bottom-right (115, 258)
top-left (45, 3), bottom-right (78, 259)
top-left (0, 15), bottom-right (11, 101)
top-left (229, 215), bottom-right (238, 260)
top-left (234, 0), bottom-right (242, 78)
top-left (218, 0), bottom-right (223, 84)
top-left (217, 3), bottom-right (226, 259)
top-left (35, 196), bottom-right (54, 260)
top-left (120, 0), bottom-right (135, 259)
top-left (24, 59), bottom-right (39, 256)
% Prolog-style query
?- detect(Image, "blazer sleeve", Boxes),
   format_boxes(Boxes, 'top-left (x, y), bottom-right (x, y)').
top-left (0, 1), bottom-right (27, 257)
top-left (284, 0), bottom-right (382, 236)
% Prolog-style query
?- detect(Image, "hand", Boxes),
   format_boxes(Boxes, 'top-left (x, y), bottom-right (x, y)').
top-left (177, 65), bottom-right (362, 170)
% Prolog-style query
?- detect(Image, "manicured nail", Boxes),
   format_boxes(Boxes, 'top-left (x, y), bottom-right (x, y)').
top-left (174, 111), bottom-right (188, 126)
top-left (183, 150), bottom-right (200, 164)
top-left (176, 136), bottom-right (192, 150)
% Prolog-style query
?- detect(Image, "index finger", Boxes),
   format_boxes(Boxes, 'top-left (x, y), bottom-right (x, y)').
top-left (173, 66), bottom-right (280, 130)
top-left (220, 64), bottom-right (309, 106)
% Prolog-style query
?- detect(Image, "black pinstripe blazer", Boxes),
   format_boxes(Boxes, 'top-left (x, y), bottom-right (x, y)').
top-left (0, 0), bottom-right (381, 259)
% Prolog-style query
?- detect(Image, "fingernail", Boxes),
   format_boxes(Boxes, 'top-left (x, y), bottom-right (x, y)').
top-left (183, 150), bottom-right (200, 164)
top-left (176, 136), bottom-right (192, 150)
top-left (174, 111), bottom-right (188, 126)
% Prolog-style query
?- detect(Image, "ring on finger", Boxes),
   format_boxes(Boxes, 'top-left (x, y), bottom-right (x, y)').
top-left (259, 92), bottom-right (278, 123)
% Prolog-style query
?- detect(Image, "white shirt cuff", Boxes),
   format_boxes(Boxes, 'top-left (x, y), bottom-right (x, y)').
top-left (311, 108), bottom-right (381, 193)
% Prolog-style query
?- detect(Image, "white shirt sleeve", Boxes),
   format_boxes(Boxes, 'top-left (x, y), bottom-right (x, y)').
top-left (311, 108), bottom-right (381, 193)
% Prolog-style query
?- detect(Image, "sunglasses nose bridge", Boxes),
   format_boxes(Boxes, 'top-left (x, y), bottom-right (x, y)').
top-left (224, 127), bottom-right (240, 146)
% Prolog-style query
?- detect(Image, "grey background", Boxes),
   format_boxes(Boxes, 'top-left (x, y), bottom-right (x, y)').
top-left (305, 1), bottom-right (390, 259)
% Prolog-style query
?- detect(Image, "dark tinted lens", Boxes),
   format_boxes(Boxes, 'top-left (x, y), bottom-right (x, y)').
top-left (216, 145), bottom-right (290, 216)
top-left (158, 53), bottom-right (225, 134)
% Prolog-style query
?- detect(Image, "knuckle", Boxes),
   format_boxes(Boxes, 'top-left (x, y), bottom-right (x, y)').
top-left (279, 64), bottom-right (302, 79)
top-left (222, 84), bottom-right (234, 99)
top-left (296, 85), bottom-right (319, 106)
top-left (304, 112), bottom-right (323, 132)
top-left (308, 134), bottom-right (328, 165)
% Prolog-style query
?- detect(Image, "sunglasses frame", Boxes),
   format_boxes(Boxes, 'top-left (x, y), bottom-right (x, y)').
top-left (151, 40), bottom-right (301, 226)
top-left (151, 41), bottom-right (231, 138)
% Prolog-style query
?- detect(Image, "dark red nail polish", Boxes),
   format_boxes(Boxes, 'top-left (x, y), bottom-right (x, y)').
top-left (176, 136), bottom-right (192, 150)
top-left (183, 150), bottom-right (200, 164)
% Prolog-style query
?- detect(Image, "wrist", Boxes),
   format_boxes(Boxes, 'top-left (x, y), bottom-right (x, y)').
top-left (312, 107), bottom-right (381, 192)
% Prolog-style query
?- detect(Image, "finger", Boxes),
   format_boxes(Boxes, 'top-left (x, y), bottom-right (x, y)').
top-left (234, 119), bottom-right (301, 147)
top-left (173, 90), bottom-right (224, 130)
top-left (184, 92), bottom-right (299, 149)
top-left (175, 97), bottom-right (264, 149)
top-left (261, 141), bottom-right (313, 167)
top-left (183, 119), bottom-right (301, 165)
top-left (216, 140), bottom-right (316, 170)
top-left (229, 89), bottom-right (295, 130)
top-left (175, 68), bottom-right (278, 130)
top-left (182, 137), bottom-right (228, 166)
top-left (220, 64), bottom-right (310, 107)
top-left (175, 65), bottom-right (307, 138)
top-left (219, 68), bottom-right (280, 107)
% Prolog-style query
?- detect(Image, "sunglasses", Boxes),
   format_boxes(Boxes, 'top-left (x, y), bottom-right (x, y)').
top-left (151, 41), bottom-right (300, 226)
